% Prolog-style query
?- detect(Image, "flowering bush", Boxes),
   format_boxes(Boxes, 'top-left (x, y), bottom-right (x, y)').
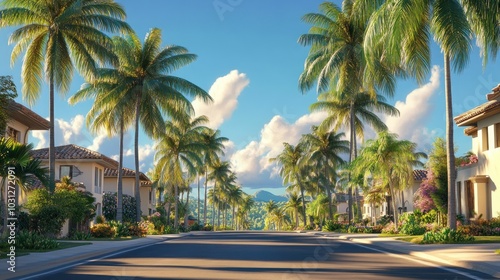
top-left (381, 222), bottom-right (398, 234)
top-left (102, 192), bottom-right (137, 223)
top-left (460, 154), bottom-right (478, 166)
top-left (90, 223), bottom-right (115, 238)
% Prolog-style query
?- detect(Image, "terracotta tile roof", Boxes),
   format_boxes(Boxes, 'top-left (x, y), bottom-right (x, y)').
top-left (413, 169), bottom-right (427, 181)
top-left (6, 100), bottom-right (50, 130)
top-left (454, 84), bottom-right (500, 126)
top-left (104, 166), bottom-right (150, 181)
top-left (31, 144), bottom-right (117, 169)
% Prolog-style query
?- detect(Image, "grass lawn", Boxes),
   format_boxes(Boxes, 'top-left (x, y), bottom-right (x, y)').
top-left (86, 236), bottom-right (141, 241)
top-left (395, 235), bottom-right (500, 244)
top-left (495, 249), bottom-right (500, 254)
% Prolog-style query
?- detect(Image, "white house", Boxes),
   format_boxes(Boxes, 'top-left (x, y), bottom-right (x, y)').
top-left (454, 83), bottom-right (500, 221)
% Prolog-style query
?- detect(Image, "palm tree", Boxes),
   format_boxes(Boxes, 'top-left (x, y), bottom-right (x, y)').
top-left (154, 116), bottom-right (208, 228)
top-left (270, 143), bottom-right (308, 226)
top-left (270, 206), bottom-right (290, 231)
top-left (208, 160), bottom-right (232, 228)
top-left (201, 129), bottom-right (228, 225)
top-left (0, 0), bottom-right (131, 190)
top-left (0, 138), bottom-right (48, 235)
top-left (264, 200), bottom-right (278, 230)
top-left (236, 194), bottom-right (255, 230)
top-left (307, 194), bottom-right (330, 227)
top-left (81, 28), bottom-right (211, 221)
top-left (298, 1), bottom-right (399, 223)
top-left (301, 126), bottom-right (350, 221)
top-left (285, 192), bottom-right (303, 229)
top-left (351, 131), bottom-right (426, 230)
top-left (364, 186), bottom-right (385, 226)
top-left (365, 0), bottom-right (499, 229)
top-left (226, 184), bottom-right (243, 229)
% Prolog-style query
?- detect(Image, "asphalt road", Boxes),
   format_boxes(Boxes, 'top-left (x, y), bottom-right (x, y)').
top-left (18, 232), bottom-right (493, 280)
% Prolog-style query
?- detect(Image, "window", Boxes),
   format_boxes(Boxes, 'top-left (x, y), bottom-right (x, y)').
top-left (482, 127), bottom-right (489, 151)
top-left (496, 123), bottom-right (500, 148)
top-left (6, 127), bottom-right (21, 142)
top-left (94, 167), bottom-right (102, 193)
top-left (60, 165), bottom-right (73, 179)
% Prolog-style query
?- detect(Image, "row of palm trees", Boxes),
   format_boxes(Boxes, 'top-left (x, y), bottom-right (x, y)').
top-left (289, 0), bottom-right (499, 229)
top-left (0, 1), bottom-right (239, 224)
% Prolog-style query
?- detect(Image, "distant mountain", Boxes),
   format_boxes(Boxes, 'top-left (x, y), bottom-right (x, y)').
top-left (253, 190), bottom-right (287, 202)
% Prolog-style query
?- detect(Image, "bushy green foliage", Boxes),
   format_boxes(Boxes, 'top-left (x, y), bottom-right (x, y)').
top-left (378, 215), bottom-right (393, 226)
top-left (190, 222), bottom-right (202, 231)
top-left (17, 231), bottom-right (59, 250)
top-left (381, 222), bottom-right (398, 234)
top-left (421, 210), bottom-right (438, 224)
top-left (102, 192), bottom-right (138, 223)
top-left (399, 213), bottom-right (426, 235)
top-left (69, 231), bottom-right (92, 240)
top-left (108, 220), bottom-right (130, 237)
top-left (322, 220), bottom-right (343, 232)
top-left (203, 224), bottom-right (213, 231)
top-left (421, 228), bottom-right (474, 244)
top-left (347, 225), bottom-right (358, 233)
top-left (90, 223), bottom-right (115, 238)
top-left (128, 222), bottom-right (148, 237)
top-left (95, 215), bottom-right (106, 224)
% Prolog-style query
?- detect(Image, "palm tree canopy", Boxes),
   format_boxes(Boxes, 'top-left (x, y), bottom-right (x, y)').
top-left (0, 0), bottom-right (131, 104)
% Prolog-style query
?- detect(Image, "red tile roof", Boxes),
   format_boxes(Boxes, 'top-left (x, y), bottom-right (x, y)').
top-left (6, 100), bottom-right (50, 130)
top-left (454, 84), bottom-right (500, 126)
top-left (104, 166), bottom-right (150, 181)
top-left (31, 144), bottom-right (117, 169)
top-left (413, 169), bottom-right (427, 181)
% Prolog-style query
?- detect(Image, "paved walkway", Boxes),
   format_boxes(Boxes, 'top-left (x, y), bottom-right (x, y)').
top-left (1, 232), bottom-right (499, 279)
top-left (307, 232), bottom-right (500, 279)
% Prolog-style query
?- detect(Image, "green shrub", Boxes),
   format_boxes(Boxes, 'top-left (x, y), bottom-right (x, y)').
top-left (128, 223), bottom-right (148, 237)
top-left (108, 220), bottom-right (130, 237)
top-left (347, 226), bottom-right (358, 233)
top-left (17, 231), bottom-right (59, 250)
top-left (69, 231), bottom-right (92, 240)
top-left (203, 224), bottom-right (213, 231)
top-left (381, 222), bottom-right (398, 234)
top-left (421, 228), bottom-right (474, 244)
top-left (164, 225), bottom-right (179, 234)
top-left (323, 220), bottom-right (343, 232)
top-left (95, 215), bottom-right (106, 224)
top-left (378, 215), bottom-right (393, 226)
top-left (90, 223), bottom-right (115, 238)
top-left (102, 192), bottom-right (138, 223)
top-left (421, 210), bottom-right (437, 224)
top-left (399, 213), bottom-right (426, 235)
top-left (190, 223), bottom-right (202, 231)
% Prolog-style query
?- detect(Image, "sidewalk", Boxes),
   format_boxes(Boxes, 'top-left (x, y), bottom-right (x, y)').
top-left (309, 232), bottom-right (500, 279)
top-left (0, 234), bottom-right (187, 280)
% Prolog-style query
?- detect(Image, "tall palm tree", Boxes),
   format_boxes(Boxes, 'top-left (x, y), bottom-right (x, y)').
top-left (0, 0), bottom-right (131, 190)
top-left (365, 0), bottom-right (499, 229)
top-left (270, 143), bottom-right (308, 226)
top-left (201, 128), bottom-right (228, 225)
top-left (208, 160), bottom-right (231, 228)
top-left (82, 28), bottom-right (211, 221)
top-left (300, 126), bottom-right (349, 220)
top-left (351, 131), bottom-right (426, 230)
top-left (70, 68), bottom-right (135, 223)
top-left (154, 116), bottom-right (208, 228)
top-left (236, 194), bottom-right (255, 230)
top-left (298, 1), bottom-right (399, 223)
top-left (264, 200), bottom-right (278, 230)
top-left (226, 184), bottom-right (243, 229)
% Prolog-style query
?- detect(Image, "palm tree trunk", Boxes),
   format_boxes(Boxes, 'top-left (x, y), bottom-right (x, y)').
top-left (297, 174), bottom-right (307, 227)
top-left (174, 185), bottom-right (179, 228)
top-left (49, 79), bottom-right (55, 192)
top-left (116, 120), bottom-right (124, 222)
top-left (444, 53), bottom-right (457, 229)
top-left (324, 163), bottom-right (333, 220)
top-left (197, 174), bottom-right (200, 224)
top-left (295, 208), bottom-right (299, 228)
top-left (347, 102), bottom-right (355, 224)
top-left (204, 170), bottom-right (208, 225)
top-left (388, 180), bottom-right (398, 231)
top-left (184, 187), bottom-right (190, 230)
top-left (134, 97), bottom-right (142, 222)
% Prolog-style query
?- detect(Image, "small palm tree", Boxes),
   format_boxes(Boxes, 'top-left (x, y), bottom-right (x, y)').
top-left (285, 192), bottom-right (303, 229)
top-left (0, 0), bottom-right (131, 190)
top-left (351, 131), bottom-right (426, 230)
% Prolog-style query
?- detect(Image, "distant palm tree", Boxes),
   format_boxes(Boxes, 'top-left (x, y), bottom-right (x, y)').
top-left (301, 126), bottom-right (349, 220)
top-left (226, 184), bottom-right (243, 229)
top-left (155, 116), bottom-right (208, 228)
top-left (364, 0), bottom-right (499, 229)
top-left (270, 206), bottom-right (290, 231)
top-left (236, 195), bottom-right (255, 230)
top-left (351, 131), bottom-right (426, 230)
top-left (0, 0), bottom-right (131, 190)
top-left (298, 1), bottom-right (399, 223)
top-left (208, 160), bottom-right (232, 228)
top-left (270, 143), bottom-right (307, 226)
top-left (285, 192), bottom-right (303, 228)
top-left (201, 129), bottom-right (228, 225)
top-left (83, 28), bottom-right (211, 221)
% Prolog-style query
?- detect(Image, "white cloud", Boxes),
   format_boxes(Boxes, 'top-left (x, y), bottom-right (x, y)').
top-left (384, 65), bottom-right (441, 150)
top-left (229, 111), bottom-right (327, 189)
top-left (192, 70), bottom-right (249, 129)
top-left (31, 115), bottom-right (87, 149)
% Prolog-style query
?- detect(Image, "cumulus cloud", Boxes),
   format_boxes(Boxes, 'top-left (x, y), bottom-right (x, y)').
top-left (384, 65), bottom-right (441, 151)
top-left (192, 70), bottom-right (249, 129)
top-left (32, 115), bottom-right (87, 149)
top-left (229, 111), bottom-right (327, 189)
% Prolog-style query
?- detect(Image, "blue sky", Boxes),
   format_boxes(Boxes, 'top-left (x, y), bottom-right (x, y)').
top-left (1, 1), bottom-right (499, 195)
